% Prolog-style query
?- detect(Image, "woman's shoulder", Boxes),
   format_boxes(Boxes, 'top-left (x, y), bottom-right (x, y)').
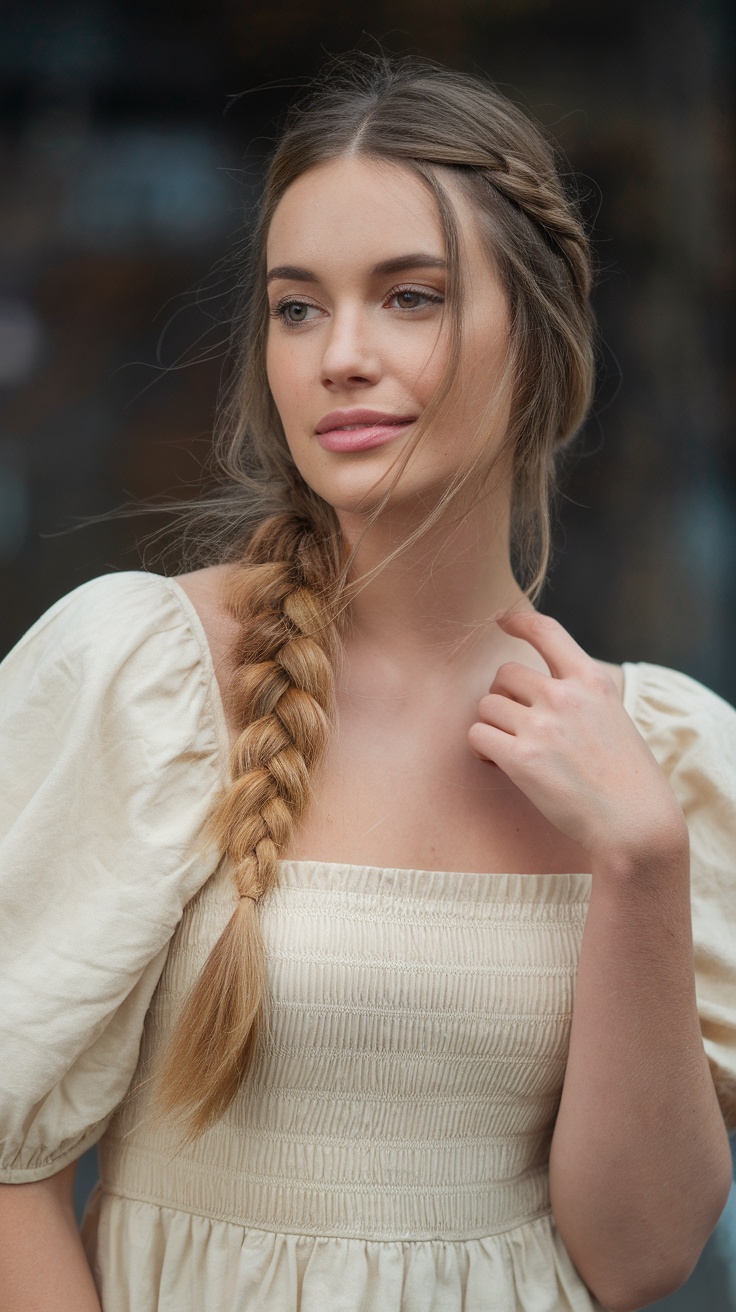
top-left (1, 569), bottom-right (232, 762)
top-left (622, 659), bottom-right (736, 736)
top-left (6, 569), bottom-right (203, 663)
top-left (4, 569), bottom-right (220, 686)
top-left (621, 659), bottom-right (736, 797)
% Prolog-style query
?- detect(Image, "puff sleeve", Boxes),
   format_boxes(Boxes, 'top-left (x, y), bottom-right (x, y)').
top-left (0, 572), bottom-right (229, 1181)
top-left (624, 661), bottom-right (736, 1130)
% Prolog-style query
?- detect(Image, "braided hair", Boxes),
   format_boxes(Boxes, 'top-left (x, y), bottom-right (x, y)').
top-left (153, 53), bottom-right (598, 1140)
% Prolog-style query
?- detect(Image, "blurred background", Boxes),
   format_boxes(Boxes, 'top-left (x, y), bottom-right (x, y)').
top-left (0, 0), bottom-right (734, 1307)
top-left (1, 0), bottom-right (735, 694)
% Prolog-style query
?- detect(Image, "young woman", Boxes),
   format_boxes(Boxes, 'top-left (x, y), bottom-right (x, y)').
top-left (0, 55), bottom-right (734, 1312)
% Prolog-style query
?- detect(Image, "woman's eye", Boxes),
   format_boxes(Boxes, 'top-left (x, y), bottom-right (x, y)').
top-left (272, 300), bottom-right (318, 326)
top-left (388, 287), bottom-right (443, 311)
top-left (395, 290), bottom-right (423, 309)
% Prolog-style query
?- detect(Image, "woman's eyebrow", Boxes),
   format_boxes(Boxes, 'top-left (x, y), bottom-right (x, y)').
top-left (372, 253), bottom-right (447, 277)
top-left (266, 265), bottom-right (317, 286)
top-left (266, 253), bottom-right (447, 285)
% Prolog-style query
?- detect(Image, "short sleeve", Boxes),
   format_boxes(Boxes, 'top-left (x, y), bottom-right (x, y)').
top-left (0, 572), bottom-right (229, 1181)
top-left (624, 661), bottom-right (736, 1130)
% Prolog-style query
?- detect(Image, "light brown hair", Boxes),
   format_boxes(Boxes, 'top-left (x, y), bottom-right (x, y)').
top-left (153, 52), bottom-right (597, 1140)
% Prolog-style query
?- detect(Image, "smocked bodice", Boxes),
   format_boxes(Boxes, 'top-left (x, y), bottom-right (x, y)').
top-left (100, 860), bottom-right (592, 1243)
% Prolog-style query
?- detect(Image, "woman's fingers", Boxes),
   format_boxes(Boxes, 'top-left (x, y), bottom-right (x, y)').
top-left (470, 611), bottom-right (685, 865)
top-left (468, 719), bottom-right (516, 766)
top-left (496, 610), bottom-right (591, 680)
top-left (475, 691), bottom-right (525, 736)
top-left (490, 660), bottom-right (547, 705)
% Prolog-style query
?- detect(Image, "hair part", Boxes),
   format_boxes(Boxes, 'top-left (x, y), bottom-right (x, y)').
top-left (152, 51), bottom-right (599, 1142)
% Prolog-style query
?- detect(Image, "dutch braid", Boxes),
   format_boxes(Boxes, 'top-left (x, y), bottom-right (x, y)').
top-left (478, 154), bottom-right (592, 303)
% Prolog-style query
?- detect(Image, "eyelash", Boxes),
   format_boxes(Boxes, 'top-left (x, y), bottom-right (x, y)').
top-left (269, 284), bottom-right (445, 328)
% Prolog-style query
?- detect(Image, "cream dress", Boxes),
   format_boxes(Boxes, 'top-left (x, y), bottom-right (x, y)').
top-left (1, 572), bottom-right (735, 1312)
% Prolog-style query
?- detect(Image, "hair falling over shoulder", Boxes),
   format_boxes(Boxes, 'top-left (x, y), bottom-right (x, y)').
top-left (153, 513), bottom-right (343, 1139)
top-left (152, 51), bottom-right (600, 1141)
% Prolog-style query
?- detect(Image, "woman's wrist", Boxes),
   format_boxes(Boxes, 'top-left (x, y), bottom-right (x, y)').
top-left (590, 812), bottom-right (690, 887)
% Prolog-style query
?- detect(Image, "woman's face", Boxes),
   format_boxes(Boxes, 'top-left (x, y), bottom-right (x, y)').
top-left (265, 155), bottom-right (512, 522)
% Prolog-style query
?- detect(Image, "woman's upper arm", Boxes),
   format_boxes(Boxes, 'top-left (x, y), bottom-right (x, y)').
top-left (0, 572), bottom-right (228, 1182)
top-left (625, 661), bottom-right (736, 1130)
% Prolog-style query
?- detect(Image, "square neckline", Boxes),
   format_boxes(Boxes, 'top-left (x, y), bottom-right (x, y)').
top-left (163, 572), bottom-right (632, 883)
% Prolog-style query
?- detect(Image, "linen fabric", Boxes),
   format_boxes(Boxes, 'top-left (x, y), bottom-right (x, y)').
top-left (1, 571), bottom-right (735, 1312)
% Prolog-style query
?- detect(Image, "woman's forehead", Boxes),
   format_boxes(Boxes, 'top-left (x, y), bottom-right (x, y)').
top-left (265, 155), bottom-right (489, 285)
top-left (266, 157), bottom-right (446, 266)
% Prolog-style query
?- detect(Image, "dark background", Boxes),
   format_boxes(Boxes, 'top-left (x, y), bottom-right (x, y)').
top-left (1, 1), bottom-right (735, 1306)
top-left (0, 0), bottom-right (735, 700)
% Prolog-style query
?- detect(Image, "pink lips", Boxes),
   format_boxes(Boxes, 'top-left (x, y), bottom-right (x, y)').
top-left (315, 409), bottom-right (416, 452)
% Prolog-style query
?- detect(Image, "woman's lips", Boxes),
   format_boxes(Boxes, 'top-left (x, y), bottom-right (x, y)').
top-left (316, 420), bottom-right (415, 452)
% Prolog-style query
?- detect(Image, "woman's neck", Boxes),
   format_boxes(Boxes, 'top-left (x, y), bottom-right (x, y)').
top-left (336, 497), bottom-right (527, 681)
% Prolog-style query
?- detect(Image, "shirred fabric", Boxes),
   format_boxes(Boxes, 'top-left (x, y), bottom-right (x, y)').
top-left (84, 857), bottom-right (601, 1312)
top-left (0, 571), bottom-right (735, 1312)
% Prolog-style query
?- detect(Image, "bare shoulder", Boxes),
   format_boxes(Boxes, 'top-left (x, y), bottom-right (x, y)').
top-left (595, 658), bottom-right (625, 699)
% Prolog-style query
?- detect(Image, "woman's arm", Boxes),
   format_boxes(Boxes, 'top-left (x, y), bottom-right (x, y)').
top-left (547, 837), bottom-right (731, 1311)
top-left (0, 1162), bottom-right (102, 1311)
top-left (469, 612), bottom-right (733, 1312)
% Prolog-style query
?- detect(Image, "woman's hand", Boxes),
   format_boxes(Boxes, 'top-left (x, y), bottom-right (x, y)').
top-left (469, 615), bottom-right (731, 1309)
top-left (468, 611), bottom-right (688, 875)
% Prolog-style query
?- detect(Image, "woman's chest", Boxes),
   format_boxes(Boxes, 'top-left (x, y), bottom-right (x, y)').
top-left (284, 691), bottom-right (590, 876)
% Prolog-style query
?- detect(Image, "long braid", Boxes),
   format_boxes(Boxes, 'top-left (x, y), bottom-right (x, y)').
top-left (149, 56), bottom-right (735, 1141)
top-left (154, 513), bottom-right (340, 1139)
top-left (153, 56), bottom-right (601, 1138)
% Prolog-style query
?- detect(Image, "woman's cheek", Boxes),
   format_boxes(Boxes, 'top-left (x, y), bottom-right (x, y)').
top-left (266, 339), bottom-right (307, 435)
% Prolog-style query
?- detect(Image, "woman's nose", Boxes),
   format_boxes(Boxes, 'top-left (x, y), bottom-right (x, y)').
top-left (320, 309), bottom-right (381, 390)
